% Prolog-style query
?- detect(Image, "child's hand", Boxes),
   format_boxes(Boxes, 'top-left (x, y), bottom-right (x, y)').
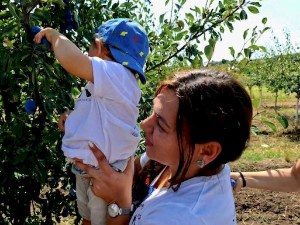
top-left (58, 110), bottom-right (73, 132)
top-left (33, 27), bottom-right (57, 51)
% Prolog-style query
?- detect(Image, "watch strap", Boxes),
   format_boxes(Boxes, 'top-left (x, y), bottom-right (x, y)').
top-left (120, 207), bottom-right (131, 215)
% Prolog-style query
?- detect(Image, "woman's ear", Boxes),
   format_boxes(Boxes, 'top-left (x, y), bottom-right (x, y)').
top-left (195, 142), bottom-right (222, 166)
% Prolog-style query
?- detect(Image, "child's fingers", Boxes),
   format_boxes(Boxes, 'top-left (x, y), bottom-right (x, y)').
top-left (33, 29), bottom-right (46, 44)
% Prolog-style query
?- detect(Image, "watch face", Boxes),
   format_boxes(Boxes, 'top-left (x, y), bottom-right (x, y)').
top-left (108, 203), bottom-right (119, 218)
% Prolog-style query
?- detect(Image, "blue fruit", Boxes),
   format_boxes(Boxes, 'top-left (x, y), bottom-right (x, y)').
top-left (25, 99), bottom-right (37, 114)
top-left (60, 10), bottom-right (78, 32)
top-left (68, 189), bottom-right (76, 196)
top-left (64, 10), bottom-right (73, 22)
top-left (62, 207), bottom-right (69, 217)
top-left (31, 26), bottom-right (51, 51)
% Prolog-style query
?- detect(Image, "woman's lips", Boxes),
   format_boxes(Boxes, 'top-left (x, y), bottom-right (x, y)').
top-left (145, 138), bottom-right (153, 146)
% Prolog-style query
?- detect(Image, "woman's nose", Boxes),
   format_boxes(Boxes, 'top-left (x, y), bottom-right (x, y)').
top-left (140, 115), bottom-right (153, 132)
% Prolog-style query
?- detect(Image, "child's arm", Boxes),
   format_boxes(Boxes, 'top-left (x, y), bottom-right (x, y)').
top-left (34, 28), bottom-right (94, 82)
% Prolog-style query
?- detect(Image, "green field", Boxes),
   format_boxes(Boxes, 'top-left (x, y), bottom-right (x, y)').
top-left (234, 86), bottom-right (300, 167)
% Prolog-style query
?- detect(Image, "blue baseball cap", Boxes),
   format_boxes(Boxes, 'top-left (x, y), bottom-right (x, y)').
top-left (96, 18), bottom-right (149, 84)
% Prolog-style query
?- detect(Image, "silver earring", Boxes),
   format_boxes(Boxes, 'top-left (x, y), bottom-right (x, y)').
top-left (197, 160), bottom-right (205, 168)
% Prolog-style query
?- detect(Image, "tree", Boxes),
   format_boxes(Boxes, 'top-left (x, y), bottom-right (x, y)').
top-left (0, 0), bottom-right (266, 223)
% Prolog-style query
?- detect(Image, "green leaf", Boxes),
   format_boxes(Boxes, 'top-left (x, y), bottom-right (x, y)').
top-left (262, 17), bottom-right (267, 24)
top-left (53, 0), bottom-right (65, 8)
top-left (220, 26), bottom-right (224, 33)
top-left (0, 72), bottom-right (7, 85)
top-left (262, 120), bottom-right (277, 133)
top-left (243, 28), bottom-right (249, 40)
top-left (204, 45), bottom-right (213, 60)
top-left (44, 101), bottom-right (53, 116)
top-left (218, 1), bottom-right (224, 9)
top-left (240, 10), bottom-right (247, 20)
top-left (244, 48), bottom-right (251, 58)
top-left (7, 3), bottom-right (19, 19)
top-left (240, 58), bottom-right (248, 67)
top-left (165, 0), bottom-right (170, 5)
top-left (229, 47), bottom-right (235, 58)
top-left (120, 2), bottom-right (133, 7)
top-left (189, 23), bottom-right (198, 33)
top-left (0, 11), bottom-right (11, 19)
top-left (252, 98), bottom-right (260, 109)
top-left (226, 22), bottom-right (234, 32)
top-left (251, 125), bottom-right (259, 135)
top-left (249, 45), bottom-right (260, 50)
top-left (185, 13), bottom-right (194, 22)
top-left (250, 2), bottom-right (262, 7)
top-left (247, 6), bottom-right (259, 14)
top-left (276, 115), bottom-right (289, 129)
top-left (175, 31), bottom-right (187, 41)
top-left (159, 13), bottom-right (166, 24)
top-left (261, 27), bottom-right (271, 33)
top-left (208, 38), bottom-right (216, 47)
top-left (165, 28), bottom-right (172, 39)
top-left (43, 63), bottom-right (54, 77)
top-left (14, 151), bottom-right (27, 165)
top-left (259, 46), bottom-right (267, 52)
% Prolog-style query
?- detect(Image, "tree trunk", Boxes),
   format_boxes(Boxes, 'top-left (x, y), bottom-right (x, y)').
top-left (295, 97), bottom-right (299, 129)
top-left (274, 91), bottom-right (278, 113)
top-left (259, 85), bottom-right (263, 108)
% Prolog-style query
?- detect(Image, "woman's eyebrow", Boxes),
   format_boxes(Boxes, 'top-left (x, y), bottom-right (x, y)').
top-left (154, 112), bottom-right (171, 129)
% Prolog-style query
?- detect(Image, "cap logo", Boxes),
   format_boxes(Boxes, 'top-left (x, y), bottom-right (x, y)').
top-left (133, 37), bottom-right (139, 42)
top-left (120, 31), bottom-right (128, 36)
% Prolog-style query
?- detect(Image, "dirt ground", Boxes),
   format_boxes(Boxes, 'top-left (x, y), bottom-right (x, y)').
top-left (231, 160), bottom-right (300, 225)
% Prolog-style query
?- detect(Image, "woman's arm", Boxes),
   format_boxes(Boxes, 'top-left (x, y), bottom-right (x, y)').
top-left (75, 142), bottom-right (132, 225)
top-left (231, 159), bottom-right (300, 193)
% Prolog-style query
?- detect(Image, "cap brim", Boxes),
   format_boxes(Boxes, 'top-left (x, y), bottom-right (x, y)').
top-left (110, 47), bottom-right (146, 84)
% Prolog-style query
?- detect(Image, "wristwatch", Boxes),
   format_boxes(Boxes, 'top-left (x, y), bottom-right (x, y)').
top-left (107, 202), bottom-right (131, 218)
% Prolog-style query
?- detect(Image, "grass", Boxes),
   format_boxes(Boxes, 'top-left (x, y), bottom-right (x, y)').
top-left (241, 135), bottom-right (300, 162)
top-left (234, 85), bottom-right (300, 166)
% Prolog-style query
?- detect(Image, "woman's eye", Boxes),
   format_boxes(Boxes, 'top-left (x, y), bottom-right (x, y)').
top-left (158, 123), bottom-right (165, 132)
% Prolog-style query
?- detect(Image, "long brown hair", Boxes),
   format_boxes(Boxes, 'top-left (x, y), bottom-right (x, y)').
top-left (154, 69), bottom-right (253, 190)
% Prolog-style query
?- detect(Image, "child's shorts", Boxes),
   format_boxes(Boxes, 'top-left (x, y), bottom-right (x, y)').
top-left (75, 174), bottom-right (107, 225)
top-left (72, 158), bottom-right (129, 224)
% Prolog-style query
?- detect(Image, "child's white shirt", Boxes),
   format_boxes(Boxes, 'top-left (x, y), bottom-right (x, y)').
top-left (62, 57), bottom-right (141, 167)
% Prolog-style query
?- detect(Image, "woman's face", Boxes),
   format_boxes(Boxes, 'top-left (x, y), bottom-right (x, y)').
top-left (141, 88), bottom-right (180, 167)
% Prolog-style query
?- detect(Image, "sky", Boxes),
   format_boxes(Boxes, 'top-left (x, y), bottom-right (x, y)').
top-left (149, 0), bottom-right (300, 61)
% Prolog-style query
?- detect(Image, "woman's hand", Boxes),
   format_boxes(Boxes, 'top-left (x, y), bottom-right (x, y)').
top-left (230, 172), bottom-right (244, 194)
top-left (75, 142), bottom-right (133, 207)
top-left (58, 110), bottom-right (72, 133)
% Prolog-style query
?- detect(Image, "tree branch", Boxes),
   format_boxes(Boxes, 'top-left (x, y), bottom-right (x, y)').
top-left (146, 0), bottom-right (246, 72)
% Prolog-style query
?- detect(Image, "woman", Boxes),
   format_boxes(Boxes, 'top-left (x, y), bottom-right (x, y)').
top-left (231, 159), bottom-right (300, 193)
top-left (76, 69), bottom-right (253, 225)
